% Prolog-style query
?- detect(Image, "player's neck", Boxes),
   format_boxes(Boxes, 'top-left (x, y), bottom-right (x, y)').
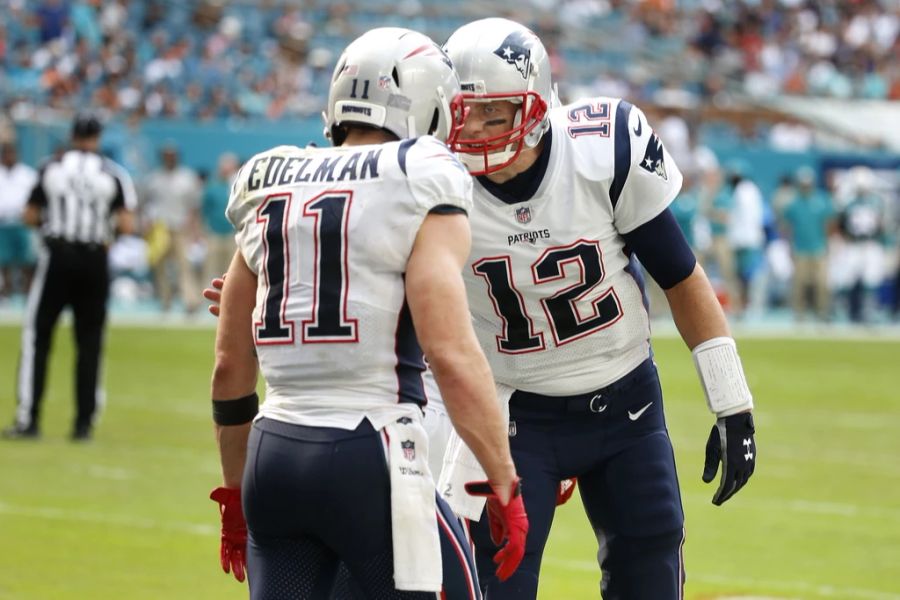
top-left (71, 139), bottom-right (99, 153)
top-left (483, 140), bottom-right (544, 184)
top-left (343, 129), bottom-right (397, 146)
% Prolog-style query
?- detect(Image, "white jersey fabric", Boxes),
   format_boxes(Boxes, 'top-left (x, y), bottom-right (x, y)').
top-left (463, 97), bottom-right (683, 395)
top-left (0, 162), bottom-right (37, 223)
top-left (226, 136), bottom-right (472, 429)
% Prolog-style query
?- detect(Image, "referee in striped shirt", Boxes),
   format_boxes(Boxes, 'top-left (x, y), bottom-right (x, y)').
top-left (3, 112), bottom-right (137, 441)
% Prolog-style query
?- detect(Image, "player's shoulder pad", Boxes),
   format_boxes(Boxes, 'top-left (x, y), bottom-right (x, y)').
top-left (226, 144), bottom-right (304, 229)
top-left (549, 95), bottom-right (629, 180)
top-left (400, 135), bottom-right (473, 215)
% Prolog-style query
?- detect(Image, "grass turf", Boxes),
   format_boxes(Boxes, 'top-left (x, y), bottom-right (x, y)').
top-left (0, 323), bottom-right (898, 599)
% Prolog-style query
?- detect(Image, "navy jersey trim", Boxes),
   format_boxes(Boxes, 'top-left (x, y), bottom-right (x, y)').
top-left (622, 208), bottom-right (696, 290)
top-left (394, 292), bottom-right (427, 406)
top-left (428, 205), bottom-right (467, 216)
top-left (622, 248), bottom-right (650, 314)
top-left (609, 100), bottom-right (633, 209)
top-left (476, 125), bottom-right (553, 206)
top-left (397, 138), bottom-right (417, 177)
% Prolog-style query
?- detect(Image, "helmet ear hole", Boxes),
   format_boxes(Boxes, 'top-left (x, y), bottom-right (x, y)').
top-left (392, 67), bottom-right (400, 87)
top-left (427, 108), bottom-right (439, 136)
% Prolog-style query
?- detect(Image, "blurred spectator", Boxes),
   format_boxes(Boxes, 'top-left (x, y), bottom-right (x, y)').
top-left (771, 173), bottom-right (796, 222)
top-left (727, 164), bottom-right (766, 316)
top-left (0, 141), bottom-right (38, 298)
top-left (201, 152), bottom-right (238, 285)
top-left (671, 171), bottom-right (700, 249)
top-left (2, 0), bottom-right (896, 123)
top-left (141, 143), bottom-right (202, 313)
top-left (708, 166), bottom-right (740, 312)
top-left (837, 167), bottom-right (887, 323)
top-left (34, 0), bottom-right (69, 44)
top-left (782, 167), bottom-right (835, 321)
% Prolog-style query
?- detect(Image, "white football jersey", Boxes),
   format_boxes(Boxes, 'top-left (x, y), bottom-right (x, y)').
top-left (463, 97), bottom-right (683, 395)
top-left (226, 136), bottom-right (472, 429)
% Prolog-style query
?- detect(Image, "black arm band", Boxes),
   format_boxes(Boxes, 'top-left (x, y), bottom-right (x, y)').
top-left (212, 392), bottom-right (259, 426)
top-left (622, 208), bottom-right (697, 290)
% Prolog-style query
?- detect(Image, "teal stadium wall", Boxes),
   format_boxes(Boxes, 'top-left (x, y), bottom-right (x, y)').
top-left (14, 118), bottom-right (898, 199)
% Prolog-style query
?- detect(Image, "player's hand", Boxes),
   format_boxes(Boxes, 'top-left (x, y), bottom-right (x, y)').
top-left (210, 486), bottom-right (247, 582)
top-left (202, 275), bottom-right (226, 317)
top-left (465, 478), bottom-right (528, 582)
top-left (702, 412), bottom-right (756, 506)
top-left (556, 478), bottom-right (577, 506)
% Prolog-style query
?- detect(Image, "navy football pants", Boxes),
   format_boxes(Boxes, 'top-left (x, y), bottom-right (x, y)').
top-left (242, 417), bottom-right (480, 600)
top-left (471, 358), bottom-right (685, 599)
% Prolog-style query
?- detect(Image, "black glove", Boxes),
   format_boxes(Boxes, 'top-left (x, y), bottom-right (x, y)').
top-left (702, 412), bottom-right (756, 506)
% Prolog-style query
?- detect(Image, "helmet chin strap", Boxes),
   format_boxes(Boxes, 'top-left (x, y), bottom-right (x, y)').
top-left (458, 148), bottom-right (517, 172)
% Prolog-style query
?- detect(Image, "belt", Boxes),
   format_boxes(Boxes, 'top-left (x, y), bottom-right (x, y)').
top-left (508, 357), bottom-right (656, 414)
top-left (45, 237), bottom-right (107, 252)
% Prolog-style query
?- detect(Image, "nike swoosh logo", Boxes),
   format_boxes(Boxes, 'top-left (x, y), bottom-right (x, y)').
top-left (633, 116), bottom-right (642, 137)
top-left (628, 402), bottom-right (653, 421)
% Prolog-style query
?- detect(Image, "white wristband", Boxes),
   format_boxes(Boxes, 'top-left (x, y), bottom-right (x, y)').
top-left (691, 336), bottom-right (754, 418)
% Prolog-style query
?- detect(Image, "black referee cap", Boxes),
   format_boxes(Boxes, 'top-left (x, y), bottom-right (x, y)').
top-left (72, 111), bottom-right (103, 139)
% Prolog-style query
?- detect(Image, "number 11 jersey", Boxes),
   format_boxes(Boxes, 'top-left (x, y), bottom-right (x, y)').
top-left (226, 136), bottom-right (472, 429)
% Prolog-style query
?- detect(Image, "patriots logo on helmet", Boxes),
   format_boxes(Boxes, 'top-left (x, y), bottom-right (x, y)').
top-left (493, 32), bottom-right (534, 79)
top-left (401, 440), bottom-right (416, 461)
top-left (639, 134), bottom-right (668, 181)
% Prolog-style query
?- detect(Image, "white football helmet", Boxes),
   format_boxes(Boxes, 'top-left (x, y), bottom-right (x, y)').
top-left (324, 28), bottom-right (466, 146)
top-left (443, 18), bottom-right (552, 175)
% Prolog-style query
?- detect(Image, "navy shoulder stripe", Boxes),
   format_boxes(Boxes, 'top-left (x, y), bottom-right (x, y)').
top-left (397, 137), bottom-right (418, 176)
top-left (609, 100), bottom-right (633, 209)
top-left (428, 204), bottom-right (467, 216)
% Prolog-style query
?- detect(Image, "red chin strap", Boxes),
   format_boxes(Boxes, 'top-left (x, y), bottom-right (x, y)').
top-left (450, 90), bottom-right (548, 175)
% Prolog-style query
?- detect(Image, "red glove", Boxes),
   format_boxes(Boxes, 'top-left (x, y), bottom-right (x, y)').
top-left (210, 486), bottom-right (247, 583)
top-left (556, 478), bottom-right (577, 506)
top-left (465, 478), bottom-right (529, 582)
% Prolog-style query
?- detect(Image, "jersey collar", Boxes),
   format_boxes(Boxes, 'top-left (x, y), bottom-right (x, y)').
top-left (475, 125), bottom-right (554, 206)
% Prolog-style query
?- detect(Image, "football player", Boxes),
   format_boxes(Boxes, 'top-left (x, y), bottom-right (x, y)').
top-left (208, 28), bottom-right (527, 597)
top-left (439, 18), bottom-right (758, 599)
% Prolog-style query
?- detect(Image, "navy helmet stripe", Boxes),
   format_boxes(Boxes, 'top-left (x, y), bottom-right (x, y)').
top-left (397, 137), bottom-right (417, 176)
top-left (610, 100), bottom-right (633, 209)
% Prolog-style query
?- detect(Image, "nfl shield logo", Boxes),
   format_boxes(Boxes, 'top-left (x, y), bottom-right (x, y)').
top-left (401, 440), bottom-right (416, 461)
top-left (515, 206), bottom-right (532, 224)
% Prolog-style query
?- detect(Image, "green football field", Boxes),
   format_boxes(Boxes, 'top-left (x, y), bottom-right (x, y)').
top-left (1, 322), bottom-right (898, 599)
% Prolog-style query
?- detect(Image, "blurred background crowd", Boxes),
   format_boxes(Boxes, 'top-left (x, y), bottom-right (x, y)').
top-left (0, 0), bottom-right (898, 325)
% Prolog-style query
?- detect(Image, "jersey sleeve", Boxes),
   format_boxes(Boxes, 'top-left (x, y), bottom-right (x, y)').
top-left (402, 136), bottom-right (473, 217)
top-left (611, 103), bottom-right (683, 234)
top-left (225, 152), bottom-right (264, 274)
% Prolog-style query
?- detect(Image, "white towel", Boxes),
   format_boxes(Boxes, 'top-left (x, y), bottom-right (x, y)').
top-left (384, 416), bottom-right (442, 592)
top-left (438, 382), bottom-right (514, 520)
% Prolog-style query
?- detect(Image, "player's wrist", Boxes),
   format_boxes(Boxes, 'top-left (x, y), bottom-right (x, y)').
top-left (691, 336), bottom-right (754, 418)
